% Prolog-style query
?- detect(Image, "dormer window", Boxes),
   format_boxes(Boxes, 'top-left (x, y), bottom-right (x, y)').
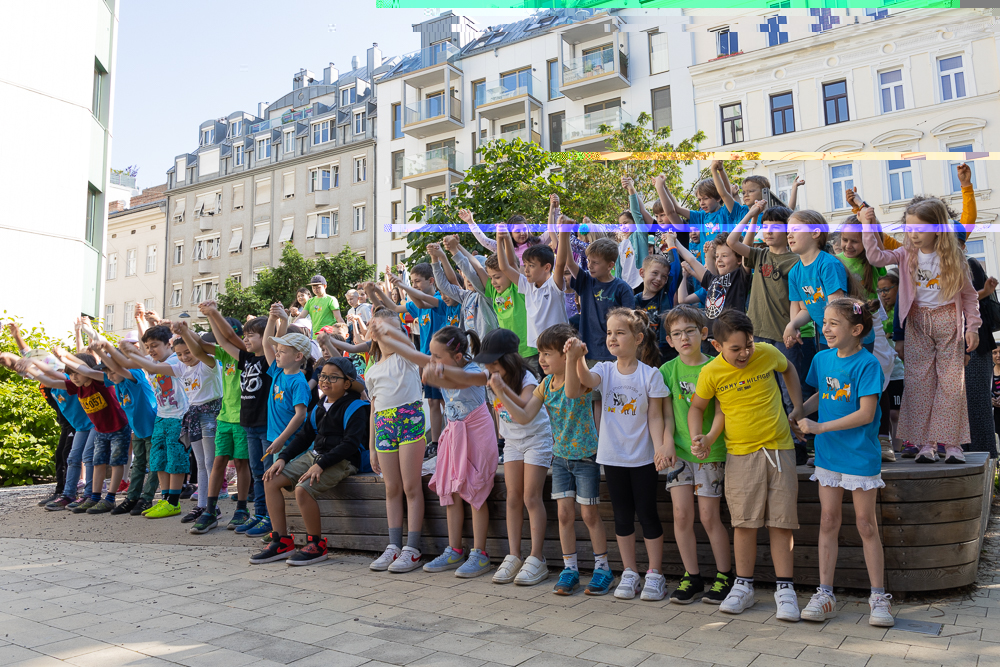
top-left (201, 128), bottom-right (214, 145)
top-left (341, 86), bottom-right (356, 107)
top-left (229, 121), bottom-right (242, 138)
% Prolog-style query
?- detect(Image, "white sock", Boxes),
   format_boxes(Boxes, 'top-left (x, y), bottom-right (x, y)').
top-left (563, 554), bottom-right (578, 571)
top-left (594, 552), bottom-right (609, 571)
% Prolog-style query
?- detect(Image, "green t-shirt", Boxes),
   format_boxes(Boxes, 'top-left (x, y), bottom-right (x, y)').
top-left (305, 295), bottom-right (341, 337)
top-left (215, 346), bottom-right (241, 424)
top-left (659, 356), bottom-right (726, 463)
top-left (486, 281), bottom-right (536, 358)
top-left (837, 253), bottom-right (886, 301)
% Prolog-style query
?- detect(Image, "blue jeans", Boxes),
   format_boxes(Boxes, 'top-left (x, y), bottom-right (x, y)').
top-left (64, 429), bottom-right (97, 497)
top-left (92, 424), bottom-right (132, 466)
top-left (244, 425), bottom-right (271, 517)
top-left (755, 336), bottom-right (816, 413)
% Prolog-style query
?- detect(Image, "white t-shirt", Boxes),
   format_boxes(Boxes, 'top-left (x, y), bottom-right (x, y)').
top-left (914, 251), bottom-right (944, 308)
top-left (365, 353), bottom-right (423, 413)
top-left (151, 354), bottom-right (190, 419)
top-left (618, 237), bottom-right (643, 289)
top-left (518, 274), bottom-right (570, 348)
top-left (177, 359), bottom-right (223, 406)
top-left (591, 360), bottom-right (670, 467)
top-left (292, 313), bottom-right (312, 335)
top-left (348, 303), bottom-right (373, 324)
top-left (487, 371), bottom-right (553, 445)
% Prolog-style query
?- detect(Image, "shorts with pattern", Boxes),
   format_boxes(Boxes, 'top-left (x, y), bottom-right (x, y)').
top-left (92, 424), bottom-right (132, 467)
top-left (279, 451), bottom-right (356, 498)
top-left (375, 400), bottom-right (426, 453)
top-left (181, 399), bottom-right (221, 443)
top-left (811, 466), bottom-right (885, 492)
top-left (665, 459), bottom-right (726, 498)
top-left (149, 417), bottom-right (186, 474)
top-left (215, 419), bottom-right (249, 460)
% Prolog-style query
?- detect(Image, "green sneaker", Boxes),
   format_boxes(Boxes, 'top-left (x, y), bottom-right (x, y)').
top-left (86, 498), bottom-right (115, 514)
top-left (145, 502), bottom-right (182, 519)
top-left (72, 498), bottom-right (99, 514)
top-left (190, 508), bottom-right (220, 535)
top-left (227, 509), bottom-right (251, 530)
top-left (142, 499), bottom-right (168, 516)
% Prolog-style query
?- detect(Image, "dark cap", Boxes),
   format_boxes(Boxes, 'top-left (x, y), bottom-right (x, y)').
top-left (308, 275), bottom-right (327, 286)
top-left (224, 316), bottom-right (243, 338)
top-left (471, 328), bottom-right (520, 365)
top-left (322, 356), bottom-right (357, 382)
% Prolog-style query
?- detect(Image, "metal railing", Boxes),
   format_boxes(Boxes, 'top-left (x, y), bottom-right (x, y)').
top-left (486, 128), bottom-right (541, 145)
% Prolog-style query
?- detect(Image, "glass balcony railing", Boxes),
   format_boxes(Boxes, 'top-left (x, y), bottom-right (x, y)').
top-left (404, 95), bottom-right (461, 125)
top-left (563, 107), bottom-right (631, 145)
top-left (562, 48), bottom-right (629, 86)
top-left (487, 127), bottom-right (540, 145)
top-left (110, 172), bottom-right (136, 188)
top-left (403, 147), bottom-right (465, 179)
top-left (387, 42), bottom-right (461, 78)
top-left (479, 73), bottom-right (542, 107)
top-left (249, 107), bottom-right (314, 134)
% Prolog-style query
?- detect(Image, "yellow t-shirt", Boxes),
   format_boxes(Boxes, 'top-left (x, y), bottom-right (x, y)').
top-left (694, 342), bottom-right (793, 455)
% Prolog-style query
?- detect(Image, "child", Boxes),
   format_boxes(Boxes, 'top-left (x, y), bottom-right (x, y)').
top-left (38, 366), bottom-right (96, 511)
top-left (371, 321), bottom-right (498, 579)
top-left (784, 211), bottom-right (849, 351)
top-left (860, 202), bottom-right (981, 463)
top-left (690, 310), bottom-right (804, 620)
top-left (477, 221), bottom-right (537, 363)
top-left (364, 308), bottom-right (428, 573)
top-left (490, 323), bottom-right (612, 596)
top-left (428, 236), bottom-right (499, 339)
top-left (251, 357), bottom-right (369, 565)
top-left (662, 161), bottom-right (746, 238)
top-left (478, 328), bottom-right (553, 586)
top-left (668, 231), bottom-right (751, 321)
top-left (616, 176), bottom-right (654, 290)
top-left (796, 298), bottom-right (893, 627)
top-left (635, 253), bottom-right (682, 364)
top-left (305, 274), bottom-right (344, 336)
top-left (565, 308), bottom-right (669, 601)
top-left (465, 209), bottom-right (545, 263)
top-left (658, 306), bottom-right (732, 604)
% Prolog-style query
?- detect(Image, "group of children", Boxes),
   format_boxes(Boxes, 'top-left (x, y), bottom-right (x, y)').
top-left (3, 159), bottom-right (987, 631)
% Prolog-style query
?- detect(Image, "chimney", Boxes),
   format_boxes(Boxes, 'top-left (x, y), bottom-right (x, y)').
top-left (323, 62), bottom-right (338, 85)
top-left (351, 55), bottom-right (359, 70)
top-left (367, 43), bottom-right (383, 74)
top-left (293, 68), bottom-right (306, 90)
top-left (257, 101), bottom-right (269, 118)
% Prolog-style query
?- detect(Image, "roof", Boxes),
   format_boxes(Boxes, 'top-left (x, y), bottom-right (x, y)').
top-left (459, 8), bottom-right (603, 57)
top-left (108, 199), bottom-right (166, 220)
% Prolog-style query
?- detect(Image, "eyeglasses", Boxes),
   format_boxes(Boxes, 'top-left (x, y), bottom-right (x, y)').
top-left (669, 328), bottom-right (700, 340)
top-left (318, 374), bottom-right (346, 383)
top-left (876, 287), bottom-right (895, 295)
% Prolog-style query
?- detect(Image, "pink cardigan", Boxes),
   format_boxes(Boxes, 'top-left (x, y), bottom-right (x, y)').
top-left (863, 231), bottom-right (981, 338)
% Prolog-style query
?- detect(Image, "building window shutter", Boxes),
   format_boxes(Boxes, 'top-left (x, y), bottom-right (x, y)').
top-left (283, 173), bottom-right (295, 198)
top-left (250, 223), bottom-right (270, 248)
top-left (232, 184), bottom-right (244, 210)
top-left (228, 227), bottom-right (243, 253)
top-left (306, 215), bottom-right (317, 238)
top-left (255, 180), bottom-right (271, 205)
top-left (278, 218), bottom-right (294, 244)
top-left (172, 199), bottom-right (185, 222)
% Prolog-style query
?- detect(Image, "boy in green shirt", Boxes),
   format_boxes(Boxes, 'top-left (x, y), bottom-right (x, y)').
top-left (657, 305), bottom-right (732, 605)
top-left (306, 275), bottom-right (344, 337)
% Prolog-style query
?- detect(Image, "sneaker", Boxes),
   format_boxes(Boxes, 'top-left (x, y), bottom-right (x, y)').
top-left (423, 547), bottom-right (465, 573)
top-left (45, 495), bottom-right (74, 511)
top-left (66, 498), bottom-right (84, 510)
top-left (944, 445), bottom-right (966, 464)
top-left (181, 506), bottom-right (205, 524)
top-left (915, 444), bottom-right (937, 463)
top-left (117, 479), bottom-right (129, 494)
top-left (145, 502), bottom-right (182, 519)
top-left (190, 508), bottom-right (219, 534)
top-left (880, 436), bottom-right (896, 463)
top-left (775, 586), bottom-right (801, 622)
top-left (72, 498), bottom-right (99, 514)
top-left (190, 491), bottom-right (198, 502)
top-left (218, 490), bottom-right (229, 500)
top-left (424, 441), bottom-right (438, 460)
top-left (553, 568), bottom-right (580, 596)
top-left (585, 567), bottom-right (616, 596)
top-left (514, 556), bottom-right (549, 586)
top-left (234, 513), bottom-right (261, 534)
top-left (86, 499), bottom-right (115, 514)
top-left (142, 499), bottom-right (167, 516)
top-left (869, 593), bottom-right (895, 627)
top-left (227, 509), bottom-right (251, 530)
top-left (614, 568), bottom-right (642, 600)
top-left (287, 536), bottom-right (329, 566)
top-left (370, 545), bottom-right (401, 572)
top-left (670, 572), bottom-right (705, 604)
top-left (703, 572), bottom-right (733, 605)
top-left (456, 549), bottom-right (492, 578)
top-left (493, 554), bottom-right (523, 584)
top-left (111, 498), bottom-right (137, 515)
top-left (801, 589), bottom-right (836, 622)
top-left (901, 442), bottom-right (919, 458)
top-left (387, 547), bottom-right (422, 573)
top-left (640, 572), bottom-right (667, 601)
top-left (131, 499), bottom-right (153, 516)
top-left (180, 484), bottom-right (195, 500)
top-left (246, 516), bottom-right (272, 537)
top-left (720, 581), bottom-right (756, 615)
top-left (937, 443), bottom-right (946, 456)
top-left (37, 493), bottom-right (59, 507)
top-left (249, 533), bottom-right (295, 564)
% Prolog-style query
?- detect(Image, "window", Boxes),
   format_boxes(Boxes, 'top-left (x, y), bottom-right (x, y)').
top-left (282, 172), bottom-right (295, 199)
top-left (866, 7), bottom-right (889, 19)
top-left (967, 239), bottom-right (987, 267)
top-left (173, 242), bottom-right (184, 265)
top-left (389, 150), bottom-right (404, 189)
top-left (232, 184), bottom-right (244, 210)
top-left (340, 86), bottom-right (356, 107)
top-left (229, 121), bottom-right (242, 138)
top-left (354, 111), bottom-right (365, 135)
top-left (256, 137), bottom-right (270, 161)
top-left (175, 158), bottom-right (186, 184)
top-left (392, 251), bottom-right (407, 268)
top-left (473, 80), bottom-right (485, 108)
top-left (770, 92), bottom-right (795, 135)
top-left (651, 87), bottom-right (672, 132)
top-left (878, 70), bottom-right (904, 113)
top-left (145, 245), bottom-right (156, 273)
top-left (255, 179), bottom-right (271, 205)
top-left (331, 211), bottom-right (340, 236)
top-left (283, 130), bottom-right (294, 155)
top-left (426, 92), bottom-right (444, 118)
top-left (830, 163), bottom-right (854, 210)
top-left (170, 285), bottom-right (182, 307)
top-left (775, 173), bottom-right (799, 210)
top-left (500, 67), bottom-right (530, 96)
top-left (769, 0), bottom-right (791, 7)
top-left (104, 304), bottom-right (114, 332)
top-left (250, 223), bottom-right (270, 249)
top-left (195, 237), bottom-right (220, 260)
top-left (107, 253), bottom-right (117, 280)
top-left (85, 187), bottom-right (100, 246)
top-left (939, 55), bottom-right (967, 101)
top-left (546, 61), bottom-right (562, 101)
top-left (190, 283), bottom-right (203, 305)
top-left (252, 268), bottom-right (264, 285)
top-left (144, 298), bottom-right (154, 312)
top-left (312, 120), bottom-right (333, 145)
top-left (949, 144), bottom-right (977, 192)
top-left (92, 64), bottom-right (105, 120)
top-left (125, 249), bottom-right (136, 277)
top-left (392, 103), bottom-right (402, 139)
top-left (759, 15), bottom-right (788, 47)
top-left (721, 103), bottom-right (743, 145)
top-left (354, 157), bottom-right (366, 183)
top-left (392, 202), bottom-right (404, 238)
top-left (229, 227), bottom-right (243, 254)
top-left (123, 302), bottom-right (133, 329)
top-left (649, 31), bottom-right (668, 74)
top-left (201, 128), bottom-right (214, 145)
top-left (230, 272), bottom-right (242, 287)
top-left (819, 80), bottom-right (849, 126)
top-left (716, 28), bottom-right (739, 56)
top-left (317, 212), bottom-right (338, 238)
top-left (549, 112), bottom-right (564, 153)
top-left (234, 144), bottom-right (244, 167)
top-left (278, 218), bottom-right (294, 244)
top-left (353, 205), bottom-right (365, 232)
top-left (887, 160), bottom-right (913, 201)
top-left (331, 165), bottom-right (340, 188)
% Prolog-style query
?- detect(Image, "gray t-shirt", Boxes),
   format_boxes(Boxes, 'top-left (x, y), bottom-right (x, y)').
top-left (432, 259), bottom-right (499, 340)
top-left (442, 362), bottom-right (487, 422)
top-left (486, 371), bottom-right (553, 445)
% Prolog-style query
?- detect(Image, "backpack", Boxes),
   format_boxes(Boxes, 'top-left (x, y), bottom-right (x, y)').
top-left (307, 398), bottom-right (372, 473)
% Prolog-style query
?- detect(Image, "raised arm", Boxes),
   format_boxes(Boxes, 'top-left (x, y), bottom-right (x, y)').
top-left (664, 231), bottom-right (709, 282)
top-left (452, 245), bottom-right (487, 296)
top-left (727, 201), bottom-right (765, 258)
top-left (430, 247), bottom-right (467, 305)
top-left (859, 207), bottom-right (906, 268)
top-left (367, 280), bottom-right (408, 314)
top-left (555, 221), bottom-right (580, 287)
top-left (957, 164), bottom-right (976, 234)
top-left (370, 319), bottom-right (430, 368)
top-left (173, 321), bottom-right (216, 368)
top-left (459, 208), bottom-right (498, 254)
top-left (390, 275), bottom-right (441, 310)
top-left (90, 341), bottom-right (130, 378)
top-left (710, 161), bottom-right (736, 213)
top-left (121, 343), bottom-right (175, 376)
top-left (51, 347), bottom-right (104, 382)
top-left (787, 176), bottom-right (804, 211)
top-left (486, 373), bottom-right (544, 425)
top-left (496, 225), bottom-right (522, 286)
top-left (563, 338), bottom-right (599, 398)
top-left (199, 301), bottom-right (246, 357)
top-left (262, 304), bottom-right (282, 366)
top-left (5, 322), bottom-right (29, 354)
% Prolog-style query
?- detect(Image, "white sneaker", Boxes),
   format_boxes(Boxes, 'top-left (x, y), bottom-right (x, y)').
top-left (514, 556), bottom-right (549, 586)
top-left (369, 545), bottom-right (401, 571)
top-left (774, 586), bottom-right (801, 622)
top-left (493, 554), bottom-right (523, 584)
top-left (387, 546), bottom-right (422, 573)
top-left (869, 593), bottom-right (895, 627)
top-left (719, 581), bottom-right (755, 614)
top-left (801, 588), bottom-right (836, 622)
top-left (640, 572), bottom-right (667, 601)
top-left (614, 568), bottom-right (642, 600)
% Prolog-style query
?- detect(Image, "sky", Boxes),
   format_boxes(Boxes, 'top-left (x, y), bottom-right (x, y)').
top-left (112, 1), bottom-right (534, 190)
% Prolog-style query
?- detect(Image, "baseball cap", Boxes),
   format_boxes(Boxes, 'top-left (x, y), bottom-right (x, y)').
top-left (224, 316), bottom-right (243, 338)
top-left (308, 275), bottom-right (327, 286)
top-left (471, 328), bottom-right (520, 365)
top-left (269, 333), bottom-right (312, 358)
top-left (321, 356), bottom-right (357, 382)
top-left (122, 330), bottom-right (139, 343)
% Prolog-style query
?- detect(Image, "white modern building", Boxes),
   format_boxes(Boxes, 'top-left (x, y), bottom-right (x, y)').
top-left (0, 0), bottom-right (119, 335)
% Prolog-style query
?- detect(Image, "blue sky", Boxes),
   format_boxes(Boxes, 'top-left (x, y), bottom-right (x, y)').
top-left (112, 1), bottom-right (533, 190)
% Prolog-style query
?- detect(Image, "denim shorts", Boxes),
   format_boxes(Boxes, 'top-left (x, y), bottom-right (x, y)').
top-left (92, 424), bottom-right (132, 466)
top-left (550, 455), bottom-right (601, 505)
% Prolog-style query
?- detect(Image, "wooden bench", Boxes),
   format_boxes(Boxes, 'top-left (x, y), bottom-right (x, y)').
top-left (285, 453), bottom-right (995, 592)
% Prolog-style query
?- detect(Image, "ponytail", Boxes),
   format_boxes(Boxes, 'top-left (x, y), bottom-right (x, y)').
top-left (432, 325), bottom-right (480, 362)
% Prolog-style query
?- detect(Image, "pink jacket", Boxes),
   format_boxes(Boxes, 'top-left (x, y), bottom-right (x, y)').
top-left (863, 231), bottom-right (981, 337)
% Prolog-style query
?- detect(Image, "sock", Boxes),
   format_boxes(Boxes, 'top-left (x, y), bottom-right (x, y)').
top-left (237, 499), bottom-right (247, 511)
top-left (90, 493), bottom-right (100, 502)
top-left (388, 527), bottom-right (403, 549)
top-left (105, 493), bottom-right (116, 503)
top-left (594, 552), bottom-right (609, 571)
top-left (406, 531), bottom-right (422, 552)
top-left (736, 576), bottom-right (754, 588)
top-left (871, 587), bottom-right (885, 596)
top-left (687, 570), bottom-right (702, 579)
top-left (776, 577), bottom-right (794, 590)
top-left (167, 491), bottom-right (180, 507)
top-left (647, 569), bottom-right (660, 576)
top-left (451, 547), bottom-right (464, 556)
top-left (716, 569), bottom-right (733, 579)
top-left (563, 553), bottom-right (579, 572)
top-left (308, 534), bottom-right (323, 546)
top-left (820, 584), bottom-right (834, 596)
top-left (207, 497), bottom-right (218, 513)
top-left (161, 490), bottom-right (169, 501)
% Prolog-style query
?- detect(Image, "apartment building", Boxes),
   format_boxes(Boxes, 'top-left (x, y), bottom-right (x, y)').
top-left (162, 45), bottom-right (397, 322)
top-left (686, 7), bottom-right (1000, 274)
top-left (374, 8), bottom-right (697, 270)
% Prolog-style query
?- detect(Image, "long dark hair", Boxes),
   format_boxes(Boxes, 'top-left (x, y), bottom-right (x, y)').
top-left (432, 326), bottom-right (481, 364)
top-left (481, 329), bottom-right (533, 395)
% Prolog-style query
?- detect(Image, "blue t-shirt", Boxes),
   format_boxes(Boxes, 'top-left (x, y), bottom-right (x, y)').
top-left (688, 201), bottom-right (746, 236)
top-left (806, 348), bottom-right (884, 476)
top-left (52, 386), bottom-right (93, 432)
top-left (444, 301), bottom-right (462, 329)
top-left (107, 370), bottom-right (156, 439)
top-left (266, 361), bottom-right (312, 442)
top-left (405, 295), bottom-right (448, 355)
top-left (571, 270), bottom-right (635, 361)
top-left (789, 252), bottom-right (849, 345)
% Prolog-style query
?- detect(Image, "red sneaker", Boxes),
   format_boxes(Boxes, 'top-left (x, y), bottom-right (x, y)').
top-left (117, 480), bottom-right (130, 493)
top-left (286, 535), bottom-right (328, 566)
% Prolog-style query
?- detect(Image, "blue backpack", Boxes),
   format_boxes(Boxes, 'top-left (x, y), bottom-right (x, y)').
top-left (308, 398), bottom-right (372, 474)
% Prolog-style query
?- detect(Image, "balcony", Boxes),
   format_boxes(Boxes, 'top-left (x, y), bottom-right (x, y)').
top-left (476, 74), bottom-right (543, 121)
top-left (562, 106), bottom-right (630, 152)
top-left (109, 172), bottom-right (135, 188)
top-left (560, 48), bottom-right (630, 99)
top-left (486, 127), bottom-right (541, 146)
top-left (403, 95), bottom-right (463, 139)
top-left (389, 42), bottom-right (462, 88)
top-left (314, 236), bottom-right (334, 254)
top-left (248, 107), bottom-right (314, 134)
top-left (199, 216), bottom-right (214, 232)
top-left (314, 189), bottom-right (333, 206)
top-left (402, 147), bottom-right (465, 191)
top-left (197, 258), bottom-right (214, 275)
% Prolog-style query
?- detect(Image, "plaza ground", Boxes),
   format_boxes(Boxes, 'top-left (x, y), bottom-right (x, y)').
top-left (1, 484), bottom-right (1000, 667)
